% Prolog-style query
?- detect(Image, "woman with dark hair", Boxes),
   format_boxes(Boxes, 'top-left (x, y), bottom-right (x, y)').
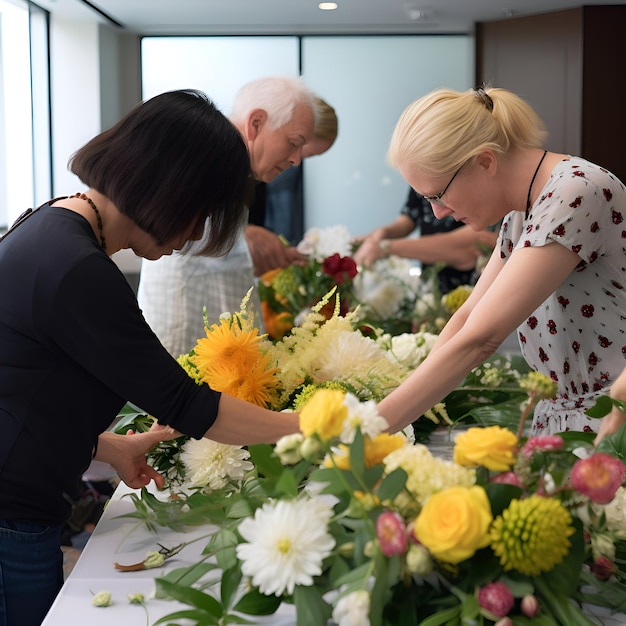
top-left (0, 89), bottom-right (299, 626)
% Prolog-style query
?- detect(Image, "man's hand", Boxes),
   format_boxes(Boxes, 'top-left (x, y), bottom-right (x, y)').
top-left (245, 224), bottom-right (308, 276)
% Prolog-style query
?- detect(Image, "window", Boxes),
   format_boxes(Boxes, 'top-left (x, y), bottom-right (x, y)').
top-left (0, 0), bottom-right (50, 230)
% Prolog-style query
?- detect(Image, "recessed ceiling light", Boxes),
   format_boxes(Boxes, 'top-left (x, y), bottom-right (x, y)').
top-left (319, 2), bottom-right (338, 10)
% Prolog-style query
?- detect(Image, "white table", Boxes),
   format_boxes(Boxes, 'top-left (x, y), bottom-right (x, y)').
top-left (42, 484), bottom-right (297, 626)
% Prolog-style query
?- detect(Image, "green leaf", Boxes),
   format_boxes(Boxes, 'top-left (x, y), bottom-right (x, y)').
top-left (417, 604), bottom-right (462, 626)
top-left (274, 468), bottom-right (300, 498)
top-left (220, 565), bottom-right (243, 610)
top-left (155, 578), bottom-right (223, 616)
top-left (585, 395), bottom-right (614, 418)
top-left (349, 428), bottom-right (366, 477)
top-left (294, 585), bottom-right (332, 626)
top-left (484, 483), bottom-right (523, 517)
top-left (233, 588), bottom-right (282, 615)
top-left (376, 468), bottom-right (408, 502)
top-left (155, 562), bottom-right (218, 596)
top-left (206, 527), bottom-right (239, 572)
top-left (153, 608), bottom-right (219, 625)
top-left (248, 444), bottom-right (285, 479)
top-left (596, 421), bottom-right (626, 460)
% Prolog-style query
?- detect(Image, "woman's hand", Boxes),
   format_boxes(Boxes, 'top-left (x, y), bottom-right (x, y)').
top-left (594, 365), bottom-right (626, 446)
top-left (95, 423), bottom-right (182, 490)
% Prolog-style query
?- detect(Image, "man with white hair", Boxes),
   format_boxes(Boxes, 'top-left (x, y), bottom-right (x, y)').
top-left (137, 76), bottom-right (316, 356)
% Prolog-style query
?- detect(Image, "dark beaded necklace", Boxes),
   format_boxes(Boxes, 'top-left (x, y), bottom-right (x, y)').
top-left (71, 192), bottom-right (106, 251)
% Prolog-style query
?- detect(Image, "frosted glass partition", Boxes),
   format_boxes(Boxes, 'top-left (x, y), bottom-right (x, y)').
top-left (141, 37), bottom-right (300, 114)
top-left (301, 36), bottom-right (472, 237)
top-left (141, 35), bottom-right (473, 239)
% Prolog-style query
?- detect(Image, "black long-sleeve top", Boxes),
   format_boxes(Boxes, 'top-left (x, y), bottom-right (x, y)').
top-left (0, 204), bottom-right (220, 525)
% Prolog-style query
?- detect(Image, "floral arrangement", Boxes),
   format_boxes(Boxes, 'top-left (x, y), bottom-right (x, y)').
top-left (258, 224), bottom-right (475, 341)
top-left (109, 284), bottom-right (626, 625)
top-left (259, 225), bottom-right (357, 339)
top-left (351, 255), bottom-right (421, 335)
top-left (113, 386), bottom-right (626, 626)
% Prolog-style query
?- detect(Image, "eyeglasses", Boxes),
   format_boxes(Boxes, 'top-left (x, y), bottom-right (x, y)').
top-left (422, 164), bottom-right (464, 207)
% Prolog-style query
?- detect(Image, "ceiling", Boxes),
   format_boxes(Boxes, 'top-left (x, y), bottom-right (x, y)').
top-left (36, 0), bottom-right (625, 35)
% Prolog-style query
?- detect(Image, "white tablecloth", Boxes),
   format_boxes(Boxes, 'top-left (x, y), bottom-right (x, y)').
top-left (42, 483), bottom-right (297, 626)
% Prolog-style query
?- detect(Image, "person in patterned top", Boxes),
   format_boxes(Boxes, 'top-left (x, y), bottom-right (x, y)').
top-left (376, 86), bottom-right (626, 440)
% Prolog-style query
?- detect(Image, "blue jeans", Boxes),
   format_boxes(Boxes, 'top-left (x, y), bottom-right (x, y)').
top-left (0, 519), bottom-right (63, 626)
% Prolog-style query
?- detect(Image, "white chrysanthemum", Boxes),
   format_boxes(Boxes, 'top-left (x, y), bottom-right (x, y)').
top-left (384, 444), bottom-right (476, 514)
top-left (297, 225), bottom-right (352, 261)
top-left (181, 438), bottom-right (253, 491)
top-left (413, 292), bottom-right (437, 317)
top-left (314, 330), bottom-right (391, 382)
top-left (340, 393), bottom-right (389, 443)
top-left (332, 590), bottom-right (371, 626)
top-left (236, 497), bottom-right (336, 596)
top-left (355, 278), bottom-right (405, 319)
top-left (383, 332), bottom-right (438, 369)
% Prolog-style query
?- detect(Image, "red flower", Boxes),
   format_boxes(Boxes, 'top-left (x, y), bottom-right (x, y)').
top-left (570, 453), bottom-right (626, 504)
top-left (321, 253), bottom-right (357, 284)
top-left (590, 556), bottom-right (616, 581)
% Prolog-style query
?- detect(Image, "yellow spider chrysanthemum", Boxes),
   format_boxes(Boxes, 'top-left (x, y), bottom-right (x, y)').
top-left (192, 320), bottom-right (263, 377)
top-left (202, 357), bottom-right (278, 407)
top-left (490, 495), bottom-right (575, 576)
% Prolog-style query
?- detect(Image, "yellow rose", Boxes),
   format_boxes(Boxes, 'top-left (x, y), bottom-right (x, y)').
top-left (453, 426), bottom-right (518, 471)
top-left (414, 486), bottom-right (493, 564)
top-left (299, 389), bottom-right (347, 441)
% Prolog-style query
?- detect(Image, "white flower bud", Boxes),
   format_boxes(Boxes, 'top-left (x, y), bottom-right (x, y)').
top-left (92, 590), bottom-right (112, 607)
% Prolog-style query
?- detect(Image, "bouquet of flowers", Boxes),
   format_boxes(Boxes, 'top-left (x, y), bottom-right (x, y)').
top-left (351, 255), bottom-right (421, 336)
top-left (113, 386), bottom-right (626, 626)
top-left (259, 225), bottom-right (358, 339)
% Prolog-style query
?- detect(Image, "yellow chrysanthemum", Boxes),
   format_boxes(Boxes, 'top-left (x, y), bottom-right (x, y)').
top-left (202, 357), bottom-right (278, 407)
top-left (490, 495), bottom-right (575, 576)
top-left (192, 319), bottom-right (262, 377)
top-left (442, 285), bottom-right (473, 314)
top-left (299, 389), bottom-right (348, 441)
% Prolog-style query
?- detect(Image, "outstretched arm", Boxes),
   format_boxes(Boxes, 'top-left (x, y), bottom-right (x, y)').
top-left (378, 242), bottom-right (581, 432)
top-left (354, 224), bottom-right (496, 269)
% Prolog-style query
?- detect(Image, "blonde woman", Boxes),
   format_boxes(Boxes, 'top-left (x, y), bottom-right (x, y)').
top-left (379, 86), bottom-right (626, 438)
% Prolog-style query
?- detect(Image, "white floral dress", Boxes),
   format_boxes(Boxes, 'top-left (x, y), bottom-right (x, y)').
top-left (498, 157), bottom-right (626, 434)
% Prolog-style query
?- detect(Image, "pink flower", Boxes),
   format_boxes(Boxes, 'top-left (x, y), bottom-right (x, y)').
top-left (521, 594), bottom-right (540, 618)
top-left (477, 581), bottom-right (514, 618)
top-left (521, 435), bottom-right (564, 456)
top-left (590, 556), bottom-right (616, 581)
top-left (570, 453), bottom-right (626, 504)
top-left (375, 510), bottom-right (408, 557)
top-left (490, 471), bottom-right (523, 488)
